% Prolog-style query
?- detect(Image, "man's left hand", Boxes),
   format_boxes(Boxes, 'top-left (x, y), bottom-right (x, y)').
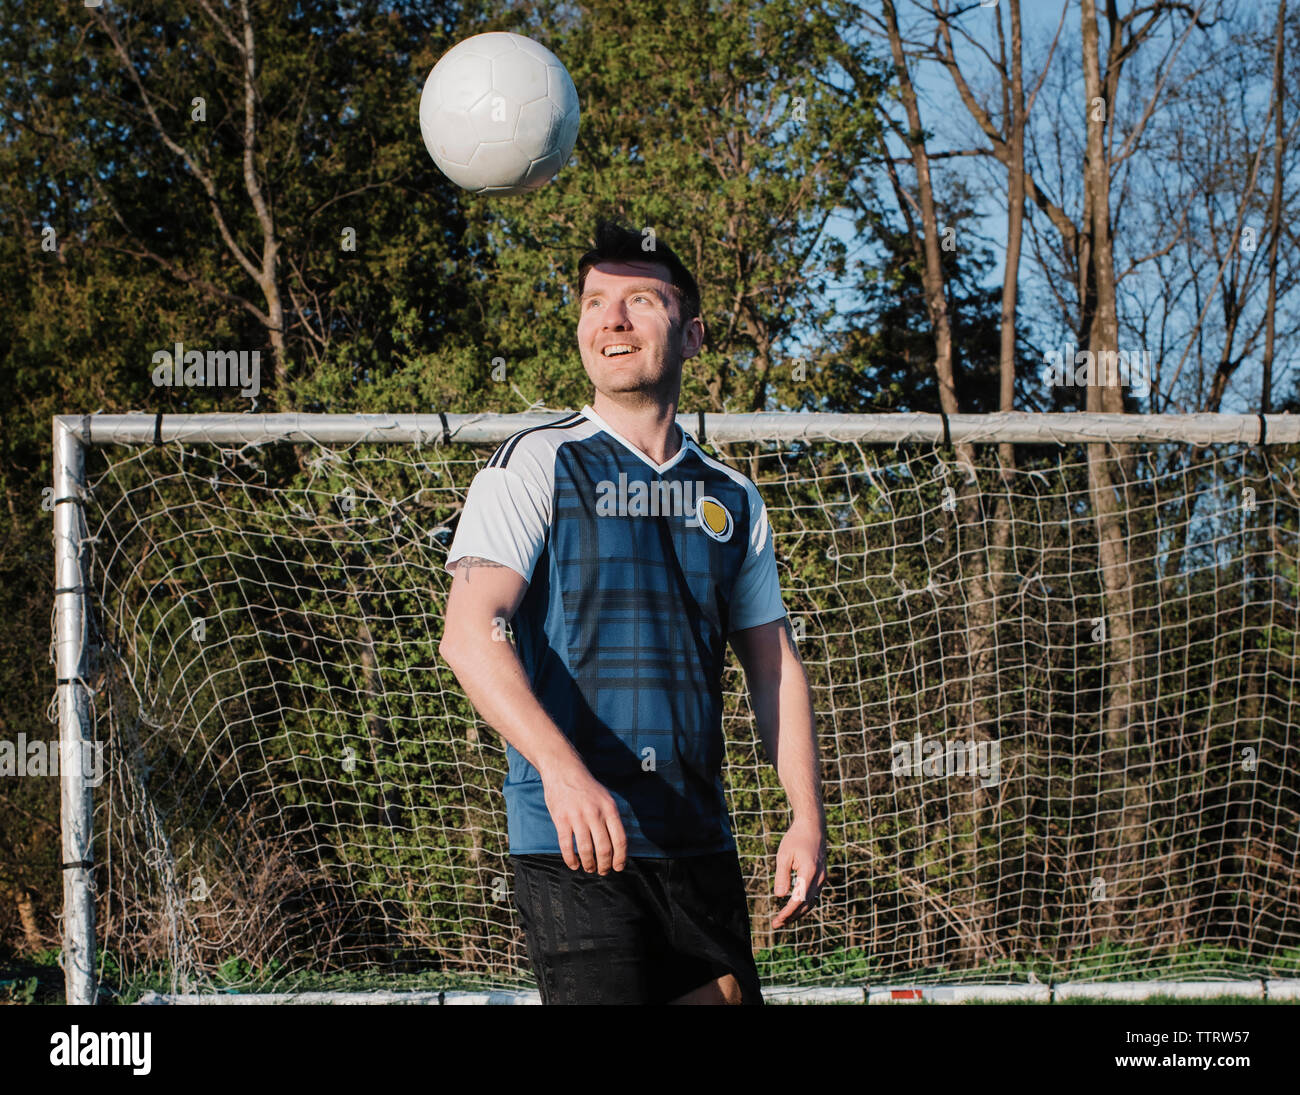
top-left (772, 817), bottom-right (827, 929)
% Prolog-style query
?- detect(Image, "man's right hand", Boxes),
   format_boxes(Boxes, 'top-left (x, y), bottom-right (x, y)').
top-left (541, 758), bottom-right (628, 874)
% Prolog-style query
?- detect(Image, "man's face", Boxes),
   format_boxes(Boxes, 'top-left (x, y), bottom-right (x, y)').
top-left (577, 260), bottom-right (703, 400)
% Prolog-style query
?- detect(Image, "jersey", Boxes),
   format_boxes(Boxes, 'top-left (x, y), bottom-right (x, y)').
top-left (444, 403), bottom-right (787, 857)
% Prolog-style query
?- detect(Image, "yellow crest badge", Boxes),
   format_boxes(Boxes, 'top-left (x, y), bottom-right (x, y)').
top-left (695, 495), bottom-right (733, 542)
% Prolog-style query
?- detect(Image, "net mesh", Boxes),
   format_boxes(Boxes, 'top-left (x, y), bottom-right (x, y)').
top-left (53, 420), bottom-right (1300, 995)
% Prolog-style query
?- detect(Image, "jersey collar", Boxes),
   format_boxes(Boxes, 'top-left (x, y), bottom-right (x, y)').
top-left (580, 404), bottom-right (692, 475)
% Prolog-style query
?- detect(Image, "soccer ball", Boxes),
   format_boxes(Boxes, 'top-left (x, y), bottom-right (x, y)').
top-left (418, 32), bottom-right (580, 197)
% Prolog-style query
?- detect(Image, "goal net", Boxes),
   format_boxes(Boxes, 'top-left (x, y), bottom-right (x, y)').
top-left (51, 411), bottom-right (1300, 1002)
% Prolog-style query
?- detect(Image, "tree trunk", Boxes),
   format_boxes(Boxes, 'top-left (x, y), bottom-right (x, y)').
top-left (17, 887), bottom-right (42, 951)
top-left (1262, 0), bottom-right (1287, 415)
top-left (1081, 0), bottom-right (1147, 942)
top-left (883, 0), bottom-right (997, 964)
top-left (997, 0), bottom-right (1026, 484)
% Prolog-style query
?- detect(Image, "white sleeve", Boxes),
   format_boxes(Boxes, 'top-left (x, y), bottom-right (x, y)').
top-left (444, 466), bottom-right (550, 582)
top-left (728, 486), bottom-right (787, 633)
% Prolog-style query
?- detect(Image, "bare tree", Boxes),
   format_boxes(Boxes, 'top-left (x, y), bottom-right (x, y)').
top-left (860, 0), bottom-right (1009, 965)
top-left (89, 0), bottom-right (289, 395)
top-left (862, 0), bottom-right (1244, 947)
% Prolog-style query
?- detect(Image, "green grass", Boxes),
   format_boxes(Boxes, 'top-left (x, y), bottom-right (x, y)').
top-left (754, 940), bottom-right (1300, 986)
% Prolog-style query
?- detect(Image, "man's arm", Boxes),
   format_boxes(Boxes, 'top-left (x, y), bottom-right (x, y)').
top-left (438, 556), bottom-right (627, 874)
top-left (730, 616), bottom-right (827, 928)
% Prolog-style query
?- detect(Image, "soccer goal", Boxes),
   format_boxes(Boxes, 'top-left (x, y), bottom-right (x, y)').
top-left (52, 410), bottom-right (1300, 1004)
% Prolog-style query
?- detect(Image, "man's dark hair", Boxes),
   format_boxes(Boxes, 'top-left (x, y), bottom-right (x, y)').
top-left (577, 219), bottom-right (701, 326)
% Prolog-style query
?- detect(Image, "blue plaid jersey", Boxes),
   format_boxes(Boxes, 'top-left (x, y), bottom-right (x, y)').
top-left (444, 404), bottom-right (787, 857)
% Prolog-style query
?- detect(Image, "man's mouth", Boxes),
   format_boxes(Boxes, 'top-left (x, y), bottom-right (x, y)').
top-left (601, 344), bottom-right (640, 358)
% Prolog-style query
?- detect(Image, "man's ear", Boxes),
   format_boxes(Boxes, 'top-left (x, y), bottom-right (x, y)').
top-left (680, 315), bottom-right (705, 361)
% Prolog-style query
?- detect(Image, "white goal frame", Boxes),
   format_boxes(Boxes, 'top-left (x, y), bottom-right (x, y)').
top-left (53, 410), bottom-right (1297, 1005)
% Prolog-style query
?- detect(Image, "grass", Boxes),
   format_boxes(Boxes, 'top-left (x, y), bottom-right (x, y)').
top-left (754, 940), bottom-right (1300, 986)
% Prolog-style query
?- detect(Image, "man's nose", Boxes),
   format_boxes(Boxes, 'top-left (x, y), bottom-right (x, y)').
top-left (602, 300), bottom-right (631, 327)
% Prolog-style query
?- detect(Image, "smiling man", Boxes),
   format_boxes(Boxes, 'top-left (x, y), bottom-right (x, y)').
top-left (438, 219), bottom-right (826, 1005)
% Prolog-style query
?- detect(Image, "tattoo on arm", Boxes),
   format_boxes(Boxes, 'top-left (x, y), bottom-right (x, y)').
top-left (456, 555), bottom-right (506, 582)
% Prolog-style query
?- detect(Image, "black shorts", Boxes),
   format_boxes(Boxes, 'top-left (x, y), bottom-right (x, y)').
top-left (510, 849), bottom-right (764, 1005)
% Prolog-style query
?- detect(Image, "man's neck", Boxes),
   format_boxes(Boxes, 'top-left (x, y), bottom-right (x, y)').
top-left (590, 394), bottom-right (682, 466)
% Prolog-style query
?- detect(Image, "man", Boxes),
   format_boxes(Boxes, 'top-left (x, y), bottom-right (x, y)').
top-left (438, 219), bottom-right (826, 1005)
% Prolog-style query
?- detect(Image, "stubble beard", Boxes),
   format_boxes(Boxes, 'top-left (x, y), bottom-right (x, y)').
top-left (589, 338), bottom-right (683, 410)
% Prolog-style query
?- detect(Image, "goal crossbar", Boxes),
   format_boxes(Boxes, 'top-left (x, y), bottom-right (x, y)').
top-left (59, 410), bottom-right (1296, 447)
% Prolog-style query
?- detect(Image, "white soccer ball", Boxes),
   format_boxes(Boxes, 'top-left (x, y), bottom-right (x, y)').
top-left (418, 31), bottom-right (580, 197)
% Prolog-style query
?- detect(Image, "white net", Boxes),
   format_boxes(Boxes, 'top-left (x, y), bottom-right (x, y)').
top-left (56, 415), bottom-right (1300, 996)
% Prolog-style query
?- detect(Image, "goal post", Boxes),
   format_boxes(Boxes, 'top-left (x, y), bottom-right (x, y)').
top-left (54, 416), bottom-right (97, 1008)
top-left (52, 411), bottom-right (1300, 1004)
